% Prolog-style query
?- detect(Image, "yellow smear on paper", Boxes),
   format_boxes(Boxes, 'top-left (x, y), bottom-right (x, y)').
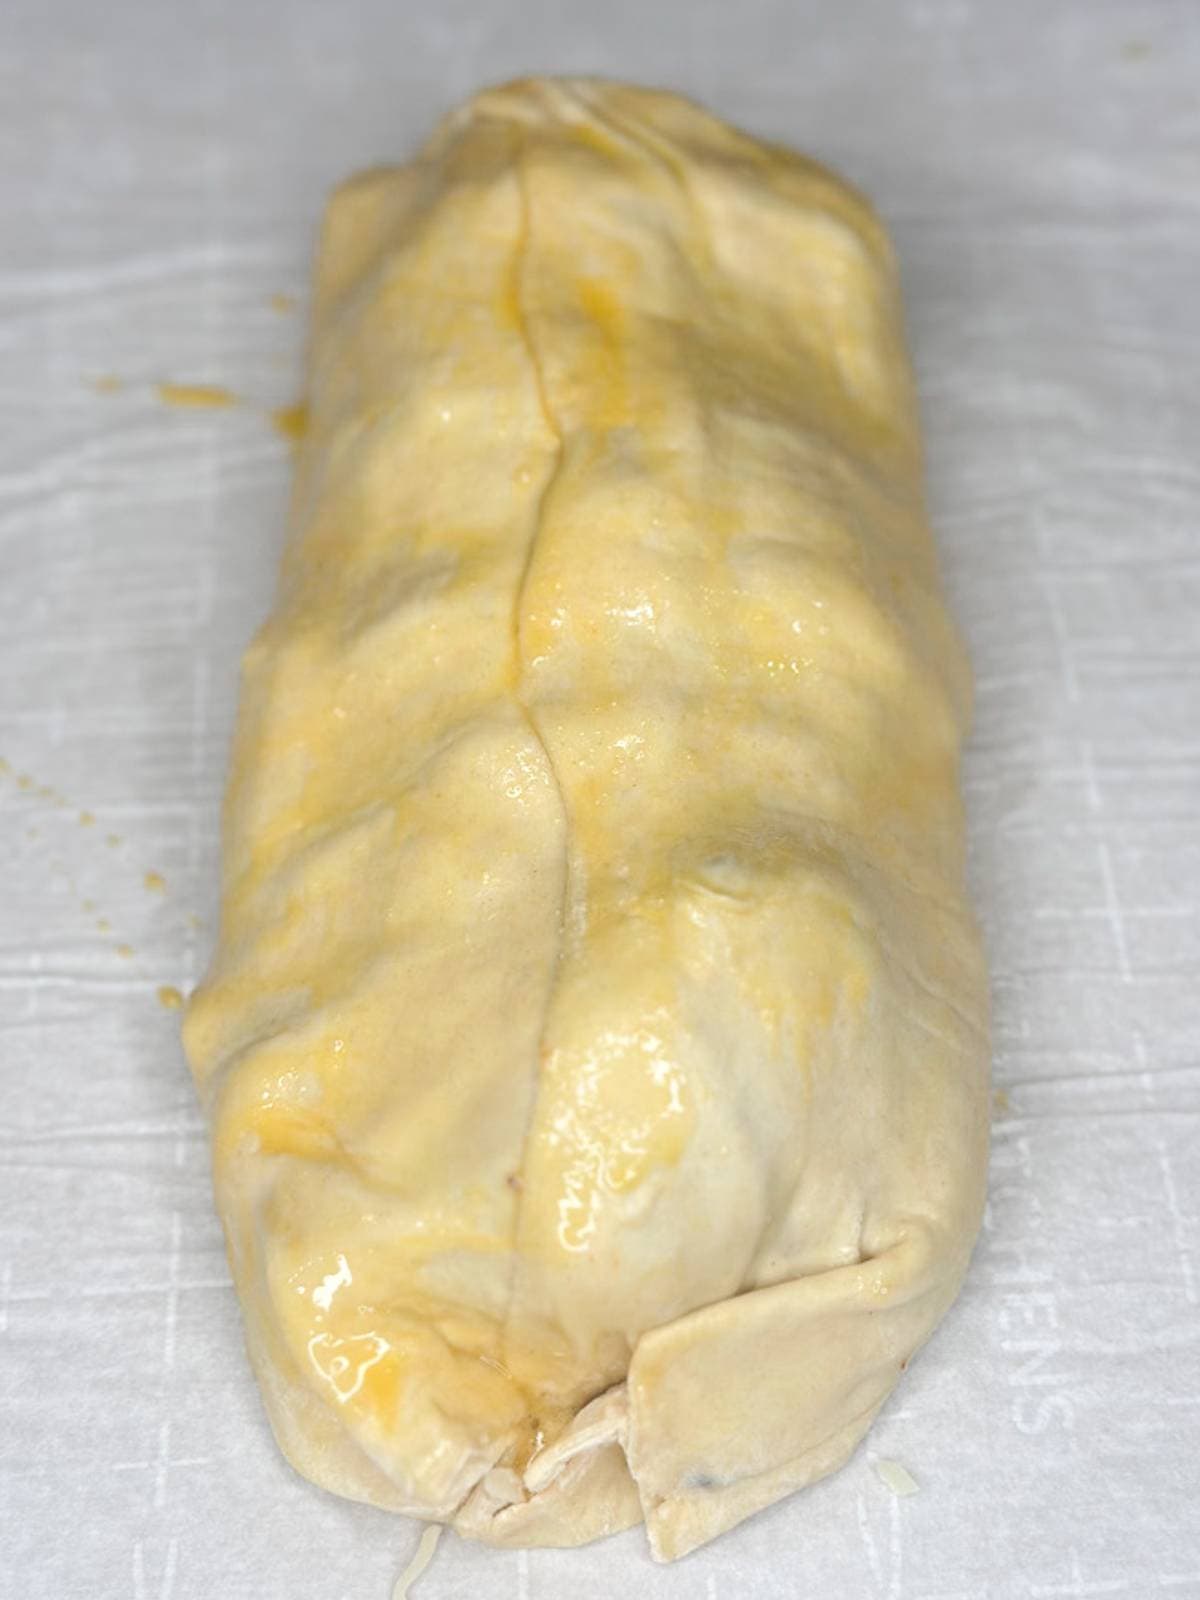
top-left (106, 834), bottom-right (122, 848)
top-left (144, 870), bottom-right (167, 893)
top-left (272, 403), bottom-right (309, 443)
top-left (97, 918), bottom-right (111, 932)
top-left (91, 375), bottom-right (124, 393)
top-left (157, 383), bottom-right (237, 410)
top-left (115, 943), bottom-right (134, 959)
top-left (79, 811), bottom-right (96, 826)
top-left (158, 985), bottom-right (184, 1011)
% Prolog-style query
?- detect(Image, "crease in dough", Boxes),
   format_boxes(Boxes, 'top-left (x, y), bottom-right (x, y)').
top-left (183, 76), bottom-right (989, 1562)
top-left (496, 112), bottom-right (579, 1438)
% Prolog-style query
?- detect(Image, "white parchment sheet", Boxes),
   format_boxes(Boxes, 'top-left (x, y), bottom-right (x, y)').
top-left (1, 2), bottom-right (1197, 1595)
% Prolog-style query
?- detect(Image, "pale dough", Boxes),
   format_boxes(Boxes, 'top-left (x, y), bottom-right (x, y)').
top-left (183, 77), bottom-right (989, 1562)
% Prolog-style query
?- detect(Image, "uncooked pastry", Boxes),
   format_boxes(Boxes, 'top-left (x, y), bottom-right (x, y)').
top-left (183, 77), bottom-right (989, 1562)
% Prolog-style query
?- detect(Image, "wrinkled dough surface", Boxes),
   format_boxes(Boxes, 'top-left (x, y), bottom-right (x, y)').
top-left (184, 76), bottom-right (989, 1561)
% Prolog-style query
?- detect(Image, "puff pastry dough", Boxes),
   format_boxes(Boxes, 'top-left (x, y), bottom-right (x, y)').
top-left (184, 77), bottom-right (989, 1561)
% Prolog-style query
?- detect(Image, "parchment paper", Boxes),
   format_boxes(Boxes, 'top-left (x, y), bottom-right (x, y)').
top-left (2, 2), bottom-right (1197, 1595)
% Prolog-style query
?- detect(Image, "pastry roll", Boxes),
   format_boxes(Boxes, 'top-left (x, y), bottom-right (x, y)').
top-left (184, 77), bottom-right (989, 1561)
